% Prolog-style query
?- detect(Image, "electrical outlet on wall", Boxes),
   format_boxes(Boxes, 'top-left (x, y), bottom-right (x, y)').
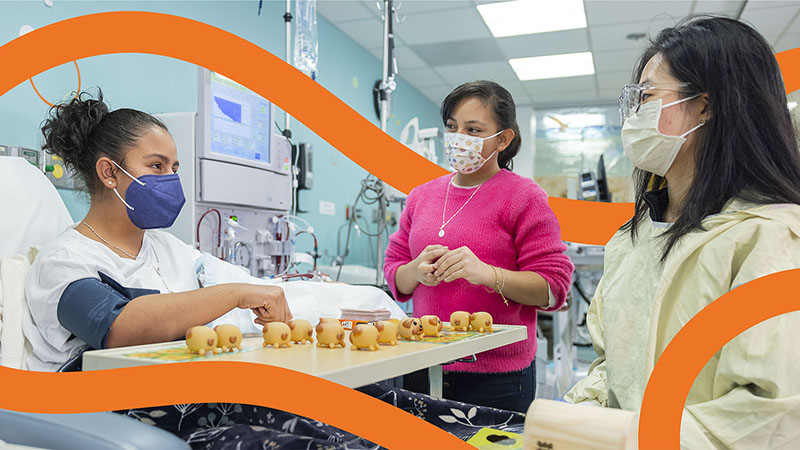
top-left (319, 201), bottom-right (336, 216)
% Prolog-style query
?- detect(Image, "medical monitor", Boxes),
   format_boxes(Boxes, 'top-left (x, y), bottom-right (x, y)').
top-left (197, 68), bottom-right (290, 174)
top-left (597, 154), bottom-right (611, 202)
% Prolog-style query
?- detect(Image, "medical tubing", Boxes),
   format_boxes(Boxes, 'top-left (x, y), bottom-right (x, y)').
top-left (336, 222), bottom-right (351, 261)
top-left (295, 230), bottom-right (318, 270)
top-left (572, 274), bottom-right (593, 306)
top-left (337, 190), bottom-right (362, 281)
top-left (197, 208), bottom-right (222, 249)
top-left (30, 61), bottom-right (81, 107)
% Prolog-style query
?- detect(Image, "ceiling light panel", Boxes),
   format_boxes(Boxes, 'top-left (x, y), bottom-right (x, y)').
top-left (510, 52), bottom-right (595, 81)
top-left (477, 0), bottom-right (587, 38)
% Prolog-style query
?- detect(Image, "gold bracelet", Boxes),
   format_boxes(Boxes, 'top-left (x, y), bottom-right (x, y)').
top-left (484, 265), bottom-right (498, 293)
top-left (498, 267), bottom-right (508, 306)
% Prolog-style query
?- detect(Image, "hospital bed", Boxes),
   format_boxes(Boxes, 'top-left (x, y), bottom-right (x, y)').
top-left (0, 156), bottom-right (189, 449)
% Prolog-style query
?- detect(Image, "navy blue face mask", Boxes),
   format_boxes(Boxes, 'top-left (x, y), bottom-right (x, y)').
top-left (111, 160), bottom-right (186, 229)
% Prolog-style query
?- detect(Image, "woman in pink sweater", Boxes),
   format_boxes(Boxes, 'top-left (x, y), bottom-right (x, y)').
top-left (384, 80), bottom-right (574, 412)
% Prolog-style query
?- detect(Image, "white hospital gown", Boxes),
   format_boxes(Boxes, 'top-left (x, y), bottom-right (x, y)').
top-left (24, 226), bottom-right (407, 372)
top-left (23, 227), bottom-right (203, 371)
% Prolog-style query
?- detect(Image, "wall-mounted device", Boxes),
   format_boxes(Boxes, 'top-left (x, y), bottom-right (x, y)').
top-left (291, 143), bottom-right (313, 190)
top-left (578, 171), bottom-right (598, 201)
top-left (159, 68), bottom-right (294, 278)
top-left (596, 154), bottom-right (611, 202)
top-left (0, 145), bottom-right (40, 167)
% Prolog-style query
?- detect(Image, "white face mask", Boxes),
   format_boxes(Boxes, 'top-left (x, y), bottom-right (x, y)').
top-left (621, 95), bottom-right (704, 177)
top-left (444, 130), bottom-right (503, 174)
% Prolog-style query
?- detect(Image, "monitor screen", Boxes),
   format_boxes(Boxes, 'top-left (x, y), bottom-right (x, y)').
top-left (209, 72), bottom-right (271, 164)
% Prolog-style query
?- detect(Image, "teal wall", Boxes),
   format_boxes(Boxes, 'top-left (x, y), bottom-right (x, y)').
top-left (0, 0), bottom-right (443, 268)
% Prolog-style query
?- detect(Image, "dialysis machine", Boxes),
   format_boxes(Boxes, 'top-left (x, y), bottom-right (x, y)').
top-left (161, 68), bottom-right (294, 278)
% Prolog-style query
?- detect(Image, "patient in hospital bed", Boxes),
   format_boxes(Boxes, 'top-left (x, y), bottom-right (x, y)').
top-left (13, 90), bottom-right (522, 449)
top-left (21, 90), bottom-right (403, 372)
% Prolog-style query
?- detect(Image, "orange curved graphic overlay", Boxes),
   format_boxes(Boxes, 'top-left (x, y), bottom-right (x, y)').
top-left (0, 11), bottom-right (471, 449)
top-left (0, 363), bottom-right (470, 449)
top-left (0, 10), bottom-right (630, 245)
top-left (638, 269), bottom-right (800, 448)
top-left (1, 9), bottom-right (798, 447)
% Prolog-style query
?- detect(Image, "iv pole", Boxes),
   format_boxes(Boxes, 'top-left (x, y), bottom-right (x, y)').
top-left (374, 0), bottom-right (398, 287)
top-left (284, 0), bottom-right (298, 222)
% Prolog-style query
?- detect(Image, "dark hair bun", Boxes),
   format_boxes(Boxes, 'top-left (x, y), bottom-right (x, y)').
top-left (41, 89), bottom-right (109, 170)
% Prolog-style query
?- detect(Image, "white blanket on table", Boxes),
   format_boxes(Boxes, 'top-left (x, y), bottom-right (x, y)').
top-left (195, 254), bottom-right (407, 333)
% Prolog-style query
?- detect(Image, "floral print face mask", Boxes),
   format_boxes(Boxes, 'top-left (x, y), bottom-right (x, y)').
top-left (443, 130), bottom-right (503, 174)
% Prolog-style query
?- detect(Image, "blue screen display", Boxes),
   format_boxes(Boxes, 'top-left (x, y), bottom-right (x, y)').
top-left (209, 72), bottom-right (271, 164)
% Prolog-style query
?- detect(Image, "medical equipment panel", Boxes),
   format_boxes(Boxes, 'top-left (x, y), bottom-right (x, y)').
top-left (158, 110), bottom-right (293, 279)
top-left (197, 69), bottom-right (291, 175)
top-left (199, 159), bottom-right (290, 210)
top-left (0, 145), bottom-right (40, 166)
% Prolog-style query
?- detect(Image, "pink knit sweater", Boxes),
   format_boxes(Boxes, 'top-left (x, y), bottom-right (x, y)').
top-left (384, 170), bottom-right (574, 373)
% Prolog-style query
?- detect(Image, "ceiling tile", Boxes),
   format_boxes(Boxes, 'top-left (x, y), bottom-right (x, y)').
top-left (584, 1), bottom-right (692, 27)
top-left (497, 29), bottom-right (590, 59)
top-left (395, 8), bottom-right (492, 45)
top-left (523, 75), bottom-right (596, 96)
top-left (398, 67), bottom-right (447, 87)
top-left (434, 61), bottom-right (519, 86)
top-left (391, 0), bottom-right (473, 15)
top-left (740, 5), bottom-right (799, 36)
top-left (502, 80), bottom-right (533, 105)
top-left (593, 49), bottom-right (642, 74)
top-left (413, 39), bottom-right (506, 66)
top-left (531, 89), bottom-right (599, 107)
top-left (743, 1), bottom-right (800, 10)
top-left (317, 1), bottom-right (376, 23)
top-left (693, 1), bottom-right (745, 16)
top-left (394, 46), bottom-right (429, 70)
top-left (775, 32), bottom-right (800, 52)
top-left (764, 34), bottom-right (781, 46)
top-left (367, 45), bottom-right (429, 69)
top-left (589, 17), bottom-right (678, 52)
top-left (596, 71), bottom-right (632, 92)
top-left (418, 85), bottom-right (452, 105)
top-left (598, 86), bottom-right (624, 101)
top-left (332, 17), bottom-right (385, 49)
top-left (783, 13), bottom-right (800, 34)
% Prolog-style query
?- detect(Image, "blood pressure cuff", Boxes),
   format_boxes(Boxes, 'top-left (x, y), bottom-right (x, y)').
top-left (56, 272), bottom-right (160, 350)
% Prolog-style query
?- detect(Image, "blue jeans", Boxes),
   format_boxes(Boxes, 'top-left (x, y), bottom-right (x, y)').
top-left (404, 361), bottom-right (536, 413)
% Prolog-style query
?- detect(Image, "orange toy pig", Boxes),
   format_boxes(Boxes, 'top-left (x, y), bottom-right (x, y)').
top-left (316, 320), bottom-right (346, 349)
top-left (470, 312), bottom-right (493, 332)
top-left (375, 320), bottom-right (399, 345)
top-left (186, 326), bottom-right (218, 356)
top-left (421, 315), bottom-right (443, 337)
top-left (262, 322), bottom-right (292, 348)
top-left (349, 323), bottom-right (380, 351)
top-left (399, 318), bottom-right (424, 341)
top-left (288, 319), bottom-right (314, 344)
top-left (449, 311), bottom-right (470, 331)
top-left (214, 324), bottom-right (242, 352)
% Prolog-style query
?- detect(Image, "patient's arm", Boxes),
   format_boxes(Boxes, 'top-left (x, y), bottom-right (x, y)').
top-left (106, 283), bottom-right (287, 348)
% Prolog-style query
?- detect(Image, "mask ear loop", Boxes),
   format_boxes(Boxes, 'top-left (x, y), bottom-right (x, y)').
top-left (109, 160), bottom-right (144, 211)
top-left (481, 129), bottom-right (506, 160)
top-left (680, 118), bottom-right (705, 138)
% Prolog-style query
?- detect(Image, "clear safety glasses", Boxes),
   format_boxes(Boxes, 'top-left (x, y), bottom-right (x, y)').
top-left (618, 82), bottom-right (694, 124)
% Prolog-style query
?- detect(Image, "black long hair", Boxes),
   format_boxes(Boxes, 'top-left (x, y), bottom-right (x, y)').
top-left (621, 16), bottom-right (800, 260)
top-left (440, 80), bottom-right (522, 171)
top-left (41, 88), bottom-right (168, 195)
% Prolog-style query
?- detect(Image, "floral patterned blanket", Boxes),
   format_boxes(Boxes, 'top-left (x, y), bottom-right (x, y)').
top-left (117, 383), bottom-right (526, 449)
